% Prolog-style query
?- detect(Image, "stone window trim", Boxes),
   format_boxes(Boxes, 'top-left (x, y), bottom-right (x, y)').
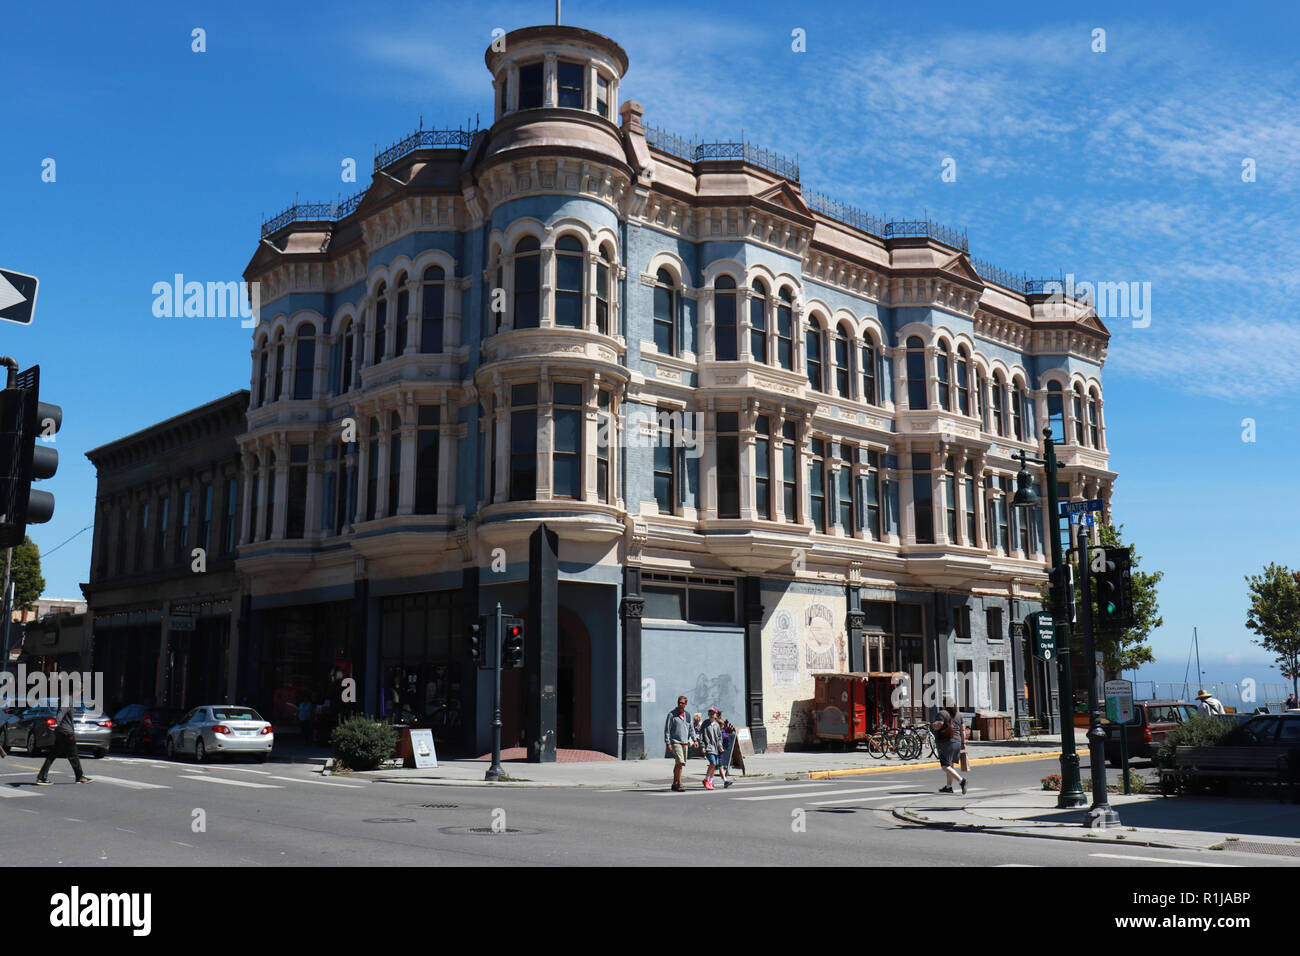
top-left (489, 224), bottom-right (620, 338)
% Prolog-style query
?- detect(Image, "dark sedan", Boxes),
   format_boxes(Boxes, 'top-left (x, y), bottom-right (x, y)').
top-left (2, 704), bottom-right (112, 758)
top-left (1239, 713), bottom-right (1300, 746)
top-left (110, 705), bottom-right (186, 754)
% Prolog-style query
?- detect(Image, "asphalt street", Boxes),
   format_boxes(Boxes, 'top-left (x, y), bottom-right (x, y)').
top-left (3, 749), bottom-right (1297, 867)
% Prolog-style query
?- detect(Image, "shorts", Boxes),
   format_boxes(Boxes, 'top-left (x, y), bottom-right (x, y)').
top-left (670, 743), bottom-right (688, 765)
top-left (705, 753), bottom-right (725, 767)
top-left (938, 739), bottom-right (962, 768)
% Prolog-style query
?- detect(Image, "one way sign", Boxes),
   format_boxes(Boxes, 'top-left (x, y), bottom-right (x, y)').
top-left (0, 269), bottom-right (39, 326)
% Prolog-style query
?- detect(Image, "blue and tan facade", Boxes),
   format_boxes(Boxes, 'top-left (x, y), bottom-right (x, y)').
top-left (88, 23), bottom-right (1115, 755)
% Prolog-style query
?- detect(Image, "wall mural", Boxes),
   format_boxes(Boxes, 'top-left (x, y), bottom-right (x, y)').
top-left (770, 609), bottom-right (801, 687)
top-left (804, 602), bottom-right (837, 672)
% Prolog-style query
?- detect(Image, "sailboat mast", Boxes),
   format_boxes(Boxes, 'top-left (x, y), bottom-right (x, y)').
top-left (1194, 626), bottom-right (1202, 693)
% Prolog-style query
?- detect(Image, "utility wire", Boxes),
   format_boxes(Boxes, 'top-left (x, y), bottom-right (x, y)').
top-left (37, 523), bottom-right (92, 558)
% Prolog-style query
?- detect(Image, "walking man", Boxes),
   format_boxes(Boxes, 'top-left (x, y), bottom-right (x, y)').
top-left (933, 696), bottom-right (967, 795)
top-left (298, 695), bottom-right (315, 746)
top-left (36, 698), bottom-right (91, 785)
top-left (665, 695), bottom-right (695, 792)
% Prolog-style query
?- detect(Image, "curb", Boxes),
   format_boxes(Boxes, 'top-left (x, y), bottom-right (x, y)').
top-left (809, 751), bottom-right (1062, 779)
top-left (890, 806), bottom-right (1221, 851)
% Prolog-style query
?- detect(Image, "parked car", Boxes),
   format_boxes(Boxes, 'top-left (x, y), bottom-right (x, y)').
top-left (1103, 699), bottom-right (1198, 764)
top-left (110, 705), bottom-right (186, 754)
top-left (1238, 712), bottom-right (1300, 746)
top-left (3, 703), bottom-right (112, 758)
top-left (165, 705), bottom-right (273, 763)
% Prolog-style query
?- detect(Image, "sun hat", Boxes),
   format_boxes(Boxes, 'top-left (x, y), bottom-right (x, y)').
top-left (1196, 689), bottom-right (1213, 700)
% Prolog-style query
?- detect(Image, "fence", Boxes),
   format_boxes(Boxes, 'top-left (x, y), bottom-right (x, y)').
top-left (1132, 681), bottom-right (1293, 713)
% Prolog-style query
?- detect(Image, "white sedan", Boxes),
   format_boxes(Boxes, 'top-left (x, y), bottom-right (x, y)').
top-left (165, 705), bottom-right (274, 763)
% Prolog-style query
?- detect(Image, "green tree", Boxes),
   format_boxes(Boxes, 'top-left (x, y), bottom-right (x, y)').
top-left (1244, 563), bottom-right (1300, 700)
top-left (1042, 522), bottom-right (1162, 672)
top-left (9, 536), bottom-right (44, 611)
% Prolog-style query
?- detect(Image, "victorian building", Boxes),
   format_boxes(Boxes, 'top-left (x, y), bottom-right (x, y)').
top-left (229, 23), bottom-right (1114, 756)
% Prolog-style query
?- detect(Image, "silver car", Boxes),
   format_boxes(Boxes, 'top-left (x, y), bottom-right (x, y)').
top-left (165, 705), bottom-right (274, 763)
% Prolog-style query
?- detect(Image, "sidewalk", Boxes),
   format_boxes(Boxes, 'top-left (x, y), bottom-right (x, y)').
top-left (334, 737), bottom-right (1065, 789)
top-left (894, 785), bottom-right (1300, 854)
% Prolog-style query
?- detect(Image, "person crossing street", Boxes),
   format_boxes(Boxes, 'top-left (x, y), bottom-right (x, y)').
top-left (36, 699), bottom-right (91, 785)
top-left (665, 695), bottom-right (696, 792)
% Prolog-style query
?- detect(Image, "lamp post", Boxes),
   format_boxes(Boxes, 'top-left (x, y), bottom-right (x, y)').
top-left (1012, 427), bottom-right (1086, 809)
top-left (1077, 528), bottom-right (1121, 827)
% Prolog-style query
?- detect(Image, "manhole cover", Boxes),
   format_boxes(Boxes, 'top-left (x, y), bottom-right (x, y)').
top-left (362, 818), bottom-right (417, 824)
top-left (421, 804), bottom-right (460, 809)
top-left (438, 825), bottom-right (541, 836)
top-left (1226, 842), bottom-right (1300, 857)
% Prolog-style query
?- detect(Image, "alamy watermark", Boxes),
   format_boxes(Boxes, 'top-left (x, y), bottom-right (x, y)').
top-left (151, 274), bottom-right (261, 328)
top-left (0, 666), bottom-right (104, 712)
top-left (601, 407), bottom-right (705, 459)
top-left (1042, 274), bottom-right (1151, 328)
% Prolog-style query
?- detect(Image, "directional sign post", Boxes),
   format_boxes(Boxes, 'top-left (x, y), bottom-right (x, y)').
top-left (1029, 611), bottom-right (1055, 661)
top-left (0, 270), bottom-right (38, 326)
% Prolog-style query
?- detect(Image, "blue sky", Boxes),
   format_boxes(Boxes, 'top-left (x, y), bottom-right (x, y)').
top-left (2, 0), bottom-right (1296, 692)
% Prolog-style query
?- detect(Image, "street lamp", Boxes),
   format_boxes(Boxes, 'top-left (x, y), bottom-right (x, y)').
top-left (1012, 427), bottom-right (1087, 809)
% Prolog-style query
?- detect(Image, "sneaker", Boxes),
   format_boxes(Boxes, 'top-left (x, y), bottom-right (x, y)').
top-left (703, 779), bottom-right (715, 790)
top-left (723, 778), bottom-right (733, 788)
top-left (960, 776), bottom-right (968, 795)
top-left (77, 777), bottom-right (92, 784)
top-left (938, 785), bottom-right (953, 793)
top-left (671, 784), bottom-right (684, 792)
top-left (35, 778), bottom-right (51, 786)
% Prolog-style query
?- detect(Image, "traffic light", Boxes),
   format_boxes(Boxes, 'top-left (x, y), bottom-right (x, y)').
top-left (503, 617), bottom-right (524, 668)
top-left (0, 365), bottom-right (60, 550)
top-left (1095, 546), bottom-right (1133, 630)
top-left (468, 617), bottom-right (483, 665)
top-left (1049, 564), bottom-right (1076, 623)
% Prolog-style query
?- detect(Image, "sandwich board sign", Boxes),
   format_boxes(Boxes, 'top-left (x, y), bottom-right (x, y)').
top-left (408, 728), bottom-right (438, 769)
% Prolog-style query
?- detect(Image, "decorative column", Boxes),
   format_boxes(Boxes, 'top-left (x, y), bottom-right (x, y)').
top-left (375, 423), bottom-right (391, 517)
top-left (620, 567), bottom-right (646, 760)
top-left (771, 406), bottom-right (787, 523)
top-left (305, 449), bottom-right (324, 537)
top-left (398, 412), bottom-right (417, 515)
top-left (543, 53), bottom-right (557, 107)
top-left (701, 399), bottom-right (718, 519)
top-left (933, 442), bottom-right (950, 546)
top-left (353, 429), bottom-right (370, 525)
top-left (437, 394), bottom-right (457, 514)
top-left (698, 285), bottom-right (715, 361)
top-left (540, 246), bottom-right (556, 328)
top-left (743, 577), bottom-right (767, 752)
top-left (271, 438), bottom-right (290, 540)
top-left (898, 439), bottom-right (915, 545)
top-left (954, 449), bottom-right (969, 547)
top-left (739, 286), bottom-right (753, 361)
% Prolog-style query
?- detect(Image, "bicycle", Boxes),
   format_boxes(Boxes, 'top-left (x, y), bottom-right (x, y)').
top-left (868, 724), bottom-right (918, 760)
top-left (902, 723), bottom-right (937, 759)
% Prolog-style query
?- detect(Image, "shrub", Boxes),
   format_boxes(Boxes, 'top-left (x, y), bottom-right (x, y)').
top-left (1156, 715), bottom-right (1257, 765)
top-left (330, 715), bottom-right (398, 771)
top-left (1041, 773), bottom-right (1061, 791)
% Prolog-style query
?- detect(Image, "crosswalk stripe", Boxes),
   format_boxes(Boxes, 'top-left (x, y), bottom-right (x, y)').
top-left (88, 775), bottom-right (171, 791)
top-left (736, 783), bottom-right (904, 802)
top-left (1089, 853), bottom-right (1238, 868)
top-left (217, 767), bottom-right (274, 776)
top-left (177, 775), bottom-right (283, 789)
top-left (808, 788), bottom-right (984, 806)
top-left (266, 775), bottom-right (363, 789)
top-left (0, 787), bottom-right (39, 798)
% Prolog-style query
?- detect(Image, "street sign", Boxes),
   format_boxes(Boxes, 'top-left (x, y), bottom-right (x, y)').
top-left (1104, 678), bottom-right (1134, 724)
top-left (0, 270), bottom-right (38, 326)
top-left (1029, 611), bottom-right (1055, 661)
top-left (1059, 499), bottom-right (1103, 516)
top-left (1068, 512), bottom-right (1096, 527)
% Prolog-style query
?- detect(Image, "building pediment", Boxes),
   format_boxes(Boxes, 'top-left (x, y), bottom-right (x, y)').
top-left (752, 181), bottom-right (812, 220)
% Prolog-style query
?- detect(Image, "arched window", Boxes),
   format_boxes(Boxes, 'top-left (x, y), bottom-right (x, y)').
top-left (421, 265), bottom-right (444, 353)
top-left (956, 346), bottom-right (970, 415)
top-left (556, 60), bottom-right (584, 109)
top-left (906, 336), bottom-right (927, 409)
top-left (1073, 384), bottom-right (1086, 445)
top-left (936, 343), bottom-right (951, 410)
top-left (273, 330), bottom-right (285, 401)
top-left (394, 274), bottom-right (409, 355)
top-left (653, 268), bottom-right (675, 354)
top-left (714, 275), bottom-right (737, 360)
top-left (596, 245), bottom-right (612, 335)
top-left (862, 335), bottom-right (877, 405)
top-left (834, 324), bottom-right (852, 397)
top-left (293, 323), bottom-right (315, 400)
top-left (372, 285), bottom-right (387, 363)
top-left (256, 336), bottom-right (269, 406)
top-left (555, 235), bottom-right (583, 328)
top-left (1011, 380), bottom-right (1024, 441)
top-left (1046, 381), bottom-right (1065, 440)
top-left (340, 320), bottom-right (355, 393)
top-left (514, 237), bottom-right (541, 329)
top-left (1089, 390), bottom-right (1101, 448)
top-left (805, 317), bottom-right (824, 391)
top-left (750, 280), bottom-right (768, 362)
top-left (388, 412), bottom-right (402, 517)
top-left (992, 373), bottom-right (1005, 436)
top-left (776, 288), bottom-right (794, 370)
